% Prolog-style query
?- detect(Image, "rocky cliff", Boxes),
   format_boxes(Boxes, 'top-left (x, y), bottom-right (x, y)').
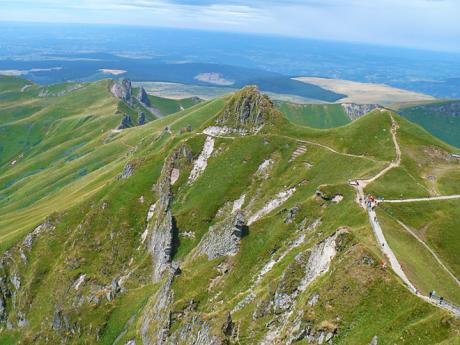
top-left (341, 103), bottom-right (382, 120)
top-left (111, 78), bottom-right (133, 103)
top-left (137, 87), bottom-right (152, 108)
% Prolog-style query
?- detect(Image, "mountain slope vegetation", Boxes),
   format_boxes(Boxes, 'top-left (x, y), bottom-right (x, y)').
top-left (0, 78), bottom-right (459, 344)
top-left (397, 100), bottom-right (460, 148)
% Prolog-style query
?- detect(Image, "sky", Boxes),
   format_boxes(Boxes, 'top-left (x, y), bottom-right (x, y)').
top-left (1, 0), bottom-right (459, 52)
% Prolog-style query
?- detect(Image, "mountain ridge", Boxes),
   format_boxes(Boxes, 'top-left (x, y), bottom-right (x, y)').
top-left (0, 77), bottom-right (459, 344)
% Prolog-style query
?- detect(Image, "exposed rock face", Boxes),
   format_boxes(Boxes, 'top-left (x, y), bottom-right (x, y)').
top-left (0, 261), bottom-right (12, 324)
top-left (141, 270), bottom-right (176, 345)
top-left (194, 212), bottom-right (246, 260)
top-left (341, 103), bottom-right (381, 120)
top-left (117, 114), bottom-right (133, 130)
top-left (137, 87), bottom-right (151, 107)
top-left (147, 144), bottom-right (193, 283)
top-left (119, 162), bottom-right (135, 179)
top-left (110, 78), bottom-right (132, 103)
top-left (23, 220), bottom-right (54, 250)
top-left (260, 229), bottom-right (347, 344)
top-left (138, 111), bottom-right (146, 126)
top-left (188, 136), bottom-right (215, 183)
top-left (204, 86), bottom-right (283, 135)
top-left (0, 219), bottom-right (55, 328)
top-left (168, 314), bottom-right (224, 345)
top-left (150, 210), bottom-right (175, 283)
top-left (248, 186), bottom-right (297, 225)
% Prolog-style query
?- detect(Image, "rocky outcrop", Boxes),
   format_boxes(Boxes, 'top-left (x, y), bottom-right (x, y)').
top-left (341, 103), bottom-right (381, 121)
top-left (193, 212), bottom-right (246, 260)
top-left (141, 270), bottom-right (175, 345)
top-left (147, 144), bottom-right (193, 283)
top-left (0, 260), bottom-right (13, 324)
top-left (111, 78), bottom-right (132, 103)
top-left (188, 136), bottom-right (215, 184)
top-left (138, 111), bottom-right (146, 126)
top-left (248, 186), bottom-right (297, 225)
top-left (168, 314), bottom-right (224, 345)
top-left (38, 83), bottom-right (84, 97)
top-left (0, 220), bottom-right (55, 328)
top-left (137, 87), bottom-right (151, 107)
top-left (204, 86), bottom-right (283, 136)
top-left (119, 162), bottom-right (135, 179)
top-left (258, 229), bottom-right (347, 344)
top-left (23, 220), bottom-right (54, 250)
top-left (117, 114), bottom-right (133, 130)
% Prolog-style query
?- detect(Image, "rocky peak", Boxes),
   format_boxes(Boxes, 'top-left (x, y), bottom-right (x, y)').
top-left (110, 78), bottom-right (132, 103)
top-left (214, 86), bottom-right (283, 132)
top-left (137, 86), bottom-right (151, 107)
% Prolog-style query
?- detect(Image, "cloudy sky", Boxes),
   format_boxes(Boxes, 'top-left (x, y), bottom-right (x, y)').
top-left (1, 0), bottom-right (459, 52)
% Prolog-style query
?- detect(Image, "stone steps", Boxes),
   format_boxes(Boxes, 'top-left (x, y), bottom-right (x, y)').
top-left (290, 145), bottom-right (307, 160)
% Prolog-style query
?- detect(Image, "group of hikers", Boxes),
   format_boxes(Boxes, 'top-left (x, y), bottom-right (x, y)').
top-left (429, 290), bottom-right (445, 305)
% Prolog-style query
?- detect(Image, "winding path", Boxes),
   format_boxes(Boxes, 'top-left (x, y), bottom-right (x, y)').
top-left (351, 113), bottom-right (460, 317)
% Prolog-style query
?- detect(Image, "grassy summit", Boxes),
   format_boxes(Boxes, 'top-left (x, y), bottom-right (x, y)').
top-left (0, 78), bottom-right (459, 344)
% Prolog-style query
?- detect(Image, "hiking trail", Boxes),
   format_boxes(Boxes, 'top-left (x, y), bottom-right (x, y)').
top-left (351, 113), bottom-right (460, 317)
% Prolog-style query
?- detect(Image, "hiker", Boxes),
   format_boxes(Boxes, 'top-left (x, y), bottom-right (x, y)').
top-left (429, 291), bottom-right (433, 299)
top-left (440, 297), bottom-right (444, 305)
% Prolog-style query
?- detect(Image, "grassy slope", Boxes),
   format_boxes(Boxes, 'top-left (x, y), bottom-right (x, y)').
top-left (275, 101), bottom-right (351, 129)
top-left (380, 199), bottom-right (460, 281)
top-left (360, 113), bottom-right (460, 307)
top-left (366, 114), bottom-right (460, 199)
top-left (397, 100), bottom-right (460, 148)
top-left (0, 78), bottom-right (459, 343)
top-left (0, 77), bottom-right (178, 249)
top-left (147, 94), bottom-right (201, 116)
top-left (377, 211), bottom-right (460, 305)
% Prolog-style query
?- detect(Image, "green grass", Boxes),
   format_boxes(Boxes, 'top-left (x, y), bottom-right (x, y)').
top-left (398, 100), bottom-right (460, 148)
top-left (0, 76), bottom-right (31, 93)
top-left (276, 101), bottom-right (351, 129)
top-left (378, 211), bottom-right (460, 305)
top-left (366, 113), bottom-right (460, 199)
top-left (380, 200), bottom-right (460, 279)
top-left (100, 285), bottom-right (154, 345)
top-left (147, 94), bottom-right (201, 116)
top-left (1, 77), bottom-right (460, 344)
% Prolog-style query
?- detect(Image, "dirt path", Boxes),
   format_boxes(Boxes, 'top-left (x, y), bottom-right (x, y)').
top-left (353, 115), bottom-right (401, 207)
top-left (350, 113), bottom-right (460, 317)
top-left (368, 208), bottom-right (417, 292)
top-left (382, 195), bottom-right (460, 203)
top-left (276, 134), bottom-right (379, 162)
top-left (396, 219), bottom-right (460, 286)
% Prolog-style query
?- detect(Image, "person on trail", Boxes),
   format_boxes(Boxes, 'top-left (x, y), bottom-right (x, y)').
top-left (429, 291), bottom-right (433, 299)
top-left (440, 297), bottom-right (444, 305)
